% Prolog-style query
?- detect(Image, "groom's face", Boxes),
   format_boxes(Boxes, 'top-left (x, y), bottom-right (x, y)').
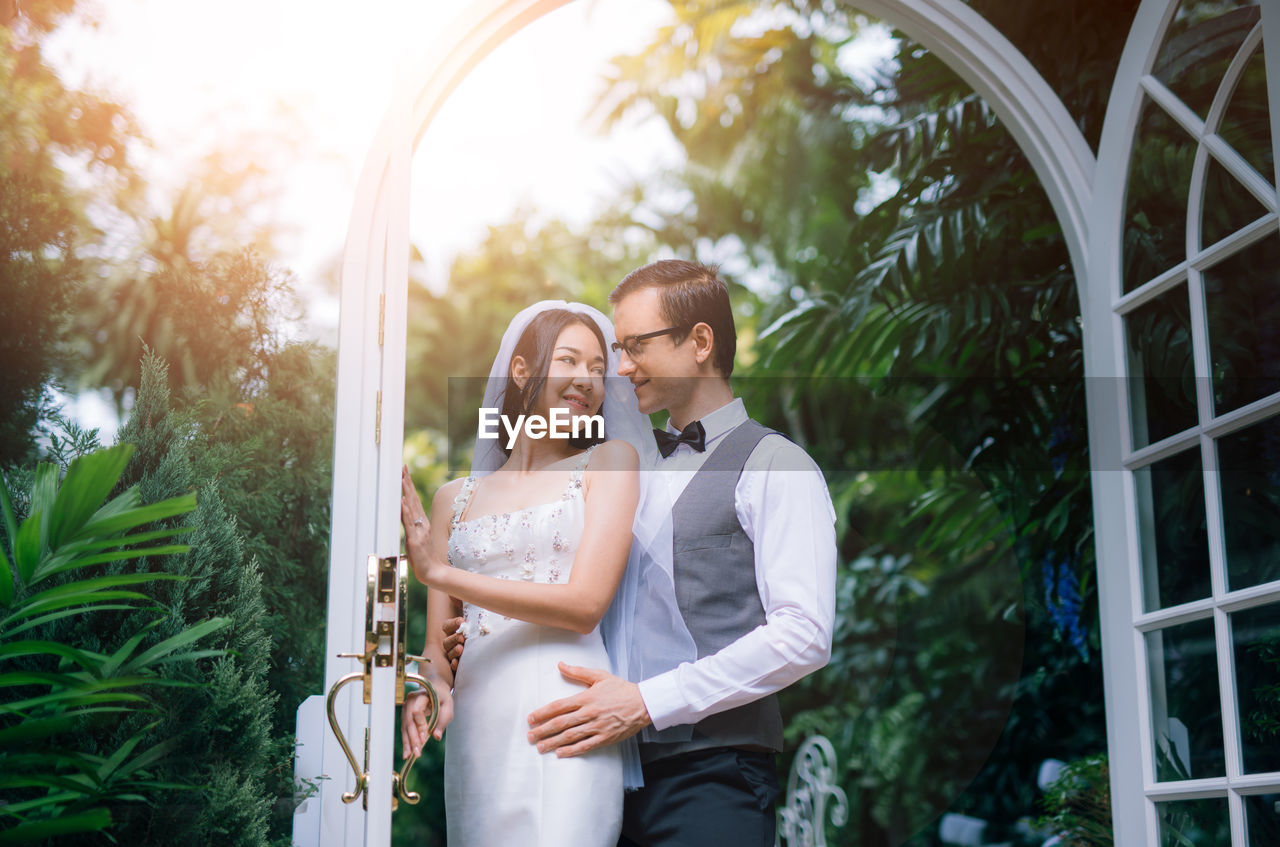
top-left (612, 287), bottom-right (698, 415)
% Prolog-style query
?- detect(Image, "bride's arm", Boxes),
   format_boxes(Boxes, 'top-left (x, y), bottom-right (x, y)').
top-left (405, 441), bottom-right (639, 635)
top-left (409, 475), bottom-right (465, 690)
top-left (401, 473), bottom-right (463, 756)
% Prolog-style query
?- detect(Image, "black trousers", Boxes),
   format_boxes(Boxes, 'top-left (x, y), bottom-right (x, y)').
top-left (619, 748), bottom-right (781, 847)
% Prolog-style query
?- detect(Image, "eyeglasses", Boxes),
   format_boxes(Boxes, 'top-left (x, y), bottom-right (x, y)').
top-left (611, 326), bottom-right (687, 360)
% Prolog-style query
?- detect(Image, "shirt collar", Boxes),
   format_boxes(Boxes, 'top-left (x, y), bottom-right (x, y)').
top-left (665, 397), bottom-right (746, 448)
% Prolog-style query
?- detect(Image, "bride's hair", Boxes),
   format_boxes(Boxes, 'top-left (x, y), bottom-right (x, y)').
top-left (499, 308), bottom-right (609, 456)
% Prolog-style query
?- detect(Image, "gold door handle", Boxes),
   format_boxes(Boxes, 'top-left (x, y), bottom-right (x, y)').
top-left (324, 555), bottom-right (440, 810)
top-left (322, 553), bottom-right (390, 810)
top-left (325, 667), bottom-right (371, 805)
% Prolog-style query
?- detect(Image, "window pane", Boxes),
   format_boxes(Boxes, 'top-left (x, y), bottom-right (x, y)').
top-left (1204, 234), bottom-right (1280, 415)
top-left (1232, 603), bottom-right (1280, 774)
top-left (1157, 797), bottom-right (1231, 847)
top-left (1125, 98), bottom-right (1195, 293)
top-left (1148, 618), bottom-right (1224, 781)
top-left (1136, 448), bottom-right (1211, 611)
top-left (1246, 793), bottom-right (1280, 846)
top-left (1126, 285), bottom-right (1198, 448)
top-left (1219, 43), bottom-right (1274, 188)
top-left (1218, 415), bottom-right (1280, 590)
top-left (1201, 154), bottom-right (1269, 248)
top-left (1153, 1), bottom-right (1261, 121)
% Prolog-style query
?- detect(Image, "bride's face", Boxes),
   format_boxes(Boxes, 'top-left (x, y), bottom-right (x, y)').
top-left (533, 322), bottom-right (607, 420)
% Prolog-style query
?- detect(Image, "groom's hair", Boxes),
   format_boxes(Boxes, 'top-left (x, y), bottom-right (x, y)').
top-left (609, 259), bottom-right (737, 377)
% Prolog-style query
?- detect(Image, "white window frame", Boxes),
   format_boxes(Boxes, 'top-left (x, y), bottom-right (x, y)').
top-left (1088, 0), bottom-right (1280, 843)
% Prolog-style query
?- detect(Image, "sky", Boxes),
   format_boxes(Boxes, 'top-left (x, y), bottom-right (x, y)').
top-left (48, 0), bottom-right (682, 299)
top-left (45, 0), bottom-right (684, 436)
top-left (44, 0), bottom-right (894, 439)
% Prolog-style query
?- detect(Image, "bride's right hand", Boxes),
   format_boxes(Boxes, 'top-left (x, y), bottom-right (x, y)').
top-left (401, 465), bottom-right (433, 564)
top-left (402, 684), bottom-right (454, 758)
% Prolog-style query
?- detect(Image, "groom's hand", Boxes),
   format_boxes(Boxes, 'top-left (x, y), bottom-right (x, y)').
top-left (526, 663), bottom-right (652, 757)
top-left (442, 615), bottom-right (465, 674)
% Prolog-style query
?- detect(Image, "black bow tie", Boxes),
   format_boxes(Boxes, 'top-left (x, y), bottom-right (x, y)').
top-left (654, 420), bottom-right (706, 458)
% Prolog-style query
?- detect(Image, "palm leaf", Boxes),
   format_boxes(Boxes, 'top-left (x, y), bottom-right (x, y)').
top-left (0, 471), bottom-right (18, 553)
top-left (0, 639), bottom-right (103, 669)
top-left (0, 545), bottom-right (12, 608)
top-left (12, 509), bottom-right (42, 586)
top-left (0, 809), bottom-right (114, 843)
top-left (1, 604), bottom-right (152, 640)
top-left (75, 491), bottom-right (196, 541)
top-left (117, 617), bottom-right (229, 675)
top-left (33, 543), bottom-right (191, 582)
top-left (45, 445), bottom-right (135, 551)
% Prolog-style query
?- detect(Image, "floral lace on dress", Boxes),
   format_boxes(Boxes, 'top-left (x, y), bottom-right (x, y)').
top-left (448, 447), bottom-right (595, 639)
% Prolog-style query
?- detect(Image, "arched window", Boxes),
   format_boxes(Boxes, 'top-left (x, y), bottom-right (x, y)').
top-left (1094, 0), bottom-right (1280, 842)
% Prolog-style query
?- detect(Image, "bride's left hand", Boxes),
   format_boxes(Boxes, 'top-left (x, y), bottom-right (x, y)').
top-left (401, 466), bottom-right (443, 583)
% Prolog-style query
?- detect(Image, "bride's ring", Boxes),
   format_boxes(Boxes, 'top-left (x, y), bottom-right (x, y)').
top-left (413, 518), bottom-right (424, 526)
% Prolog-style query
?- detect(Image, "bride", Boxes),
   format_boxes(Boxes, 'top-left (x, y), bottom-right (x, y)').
top-left (398, 301), bottom-right (688, 846)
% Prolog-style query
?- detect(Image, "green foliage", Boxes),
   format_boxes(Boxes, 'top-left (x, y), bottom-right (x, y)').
top-left (0, 3), bottom-right (142, 465)
top-left (72, 254), bottom-right (330, 844)
top-left (1245, 632), bottom-right (1280, 744)
top-left (181, 339), bottom-right (335, 757)
top-left (3, 351), bottom-right (286, 845)
top-left (0, 443), bottom-right (228, 842)
top-left (86, 349), bottom-right (283, 846)
top-left (0, 170), bottom-right (79, 468)
top-left (4, 6), bottom-right (315, 842)
top-left (95, 253), bottom-right (337, 841)
top-left (78, 250), bottom-right (299, 412)
top-left (781, 544), bottom-right (1025, 845)
top-left (1038, 754), bottom-right (1113, 847)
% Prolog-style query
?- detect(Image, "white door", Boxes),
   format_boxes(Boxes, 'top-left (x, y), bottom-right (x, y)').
top-left (291, 4), bottom-right (575, 842)
top-left (1089, 0), bottom-right (1280, 843)
top-left (292, 67), bottom-right (417, 845)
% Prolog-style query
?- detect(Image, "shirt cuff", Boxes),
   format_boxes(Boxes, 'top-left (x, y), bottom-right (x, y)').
top-left (637, 671), bottom-right (687, 731)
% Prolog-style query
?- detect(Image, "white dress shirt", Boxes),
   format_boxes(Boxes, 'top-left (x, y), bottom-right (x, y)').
top-left (637, 398), bottom-right (837, 731)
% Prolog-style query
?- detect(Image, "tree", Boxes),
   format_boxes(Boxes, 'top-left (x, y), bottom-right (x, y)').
top-left (0, 1), bottom-right (141, 464)
top-left (182, 339), bottom-right (336, 757)
top-left (0, 442), bottom-right (228, 842)
top-left (3, 6), bottom-right (327, 841)
top-left (0, 171), bottom-right (79, 467)
top-left (99, 351), bottom-right (281, 845)
top-left (77, 249), bottom-right (299, 415)
top-left (79, 251), bottom-right (333, 844)
top-left (6, 353), bottom-right (285, 846)
top-left (76, 119), bottom-right (306, 410)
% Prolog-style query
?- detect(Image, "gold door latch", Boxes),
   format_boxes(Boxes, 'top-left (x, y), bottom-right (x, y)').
top-left (325, 555), bottom-right (439, 810)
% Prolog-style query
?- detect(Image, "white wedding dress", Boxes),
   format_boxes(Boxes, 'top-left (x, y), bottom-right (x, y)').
top-left (443, 447), bottom-right (623, 846)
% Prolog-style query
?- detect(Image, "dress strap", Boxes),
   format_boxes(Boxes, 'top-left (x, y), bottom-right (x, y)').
top-left (573, 444), bottom-right (598, 473)
top-left (563, 445), bottom-right (597, 498)
top-left (450, 476), bottom-right (478, 530)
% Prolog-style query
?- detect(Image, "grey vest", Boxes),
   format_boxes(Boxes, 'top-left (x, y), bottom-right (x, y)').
top-left (640, 419), bottom-right (785, 762)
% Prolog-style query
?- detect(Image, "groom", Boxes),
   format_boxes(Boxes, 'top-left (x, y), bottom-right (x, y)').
top-left (525, 259), bottom-right (837, 845)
